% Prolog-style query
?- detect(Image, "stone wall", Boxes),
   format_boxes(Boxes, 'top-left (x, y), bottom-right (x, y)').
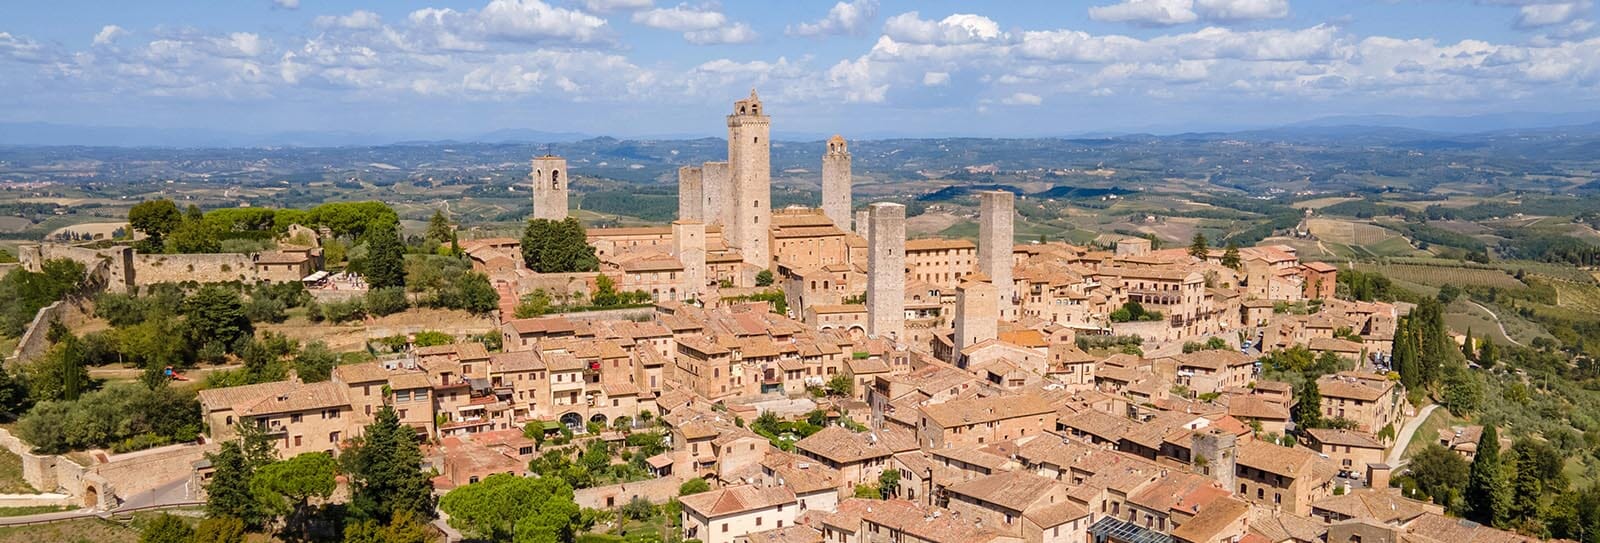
top-left (132, 253), bottom-right (257, 284)
top-left (573, 474), bottom-right (684, 510)
top-left (0, 428), bottom-right (89, 505)
top-left (94, 442), bottom-right (216, 499)
top-left (7, 301), bottom-right (66, 365)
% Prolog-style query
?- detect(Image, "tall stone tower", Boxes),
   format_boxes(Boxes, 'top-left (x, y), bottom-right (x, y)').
top-left (953, 278), bottom-right (998, 367)
top-left (530, 155), bottom-right (569, 221)
top-left (1191, 429), bottom-right (1237, 491)
top-left (702, 161), bottom-right (732, 228)
top-left (678, 165), bottom-right (704, 222)
top-left (727, 90), bottom-right (771, 268)
top-left (867, 203), bottom-right (905, 342)
top-left (855, 210), bottom-right (870, 239)
top-left (978, 191), bottom-right (1015, 319)
top-left (822, 135), bottom-right (853, 231)
top-left (673, 220), bottom-right (707, 302)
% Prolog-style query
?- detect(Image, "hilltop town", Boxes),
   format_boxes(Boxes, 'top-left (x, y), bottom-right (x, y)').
top-left (0, 91), bottom-right (1568, 543)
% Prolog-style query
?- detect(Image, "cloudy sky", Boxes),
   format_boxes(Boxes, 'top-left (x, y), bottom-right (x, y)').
top-left (3, 0), bottom-right (1599, 139)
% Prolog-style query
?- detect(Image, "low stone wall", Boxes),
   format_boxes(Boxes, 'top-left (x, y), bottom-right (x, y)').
top-left (7, 301), bottom-right (66, 366)
top-left (95, 442), bottom-right (216, 499)
top-left (0, 429), bottom-right (89, 504)
top-left (0, 493), bottom-right (72, 508)
top-left (132, 253), bottom-right (257, 285)
top-left (550, 306), bottom-right (660, 322)
top-left (573, 475), bottom-right (684, 510)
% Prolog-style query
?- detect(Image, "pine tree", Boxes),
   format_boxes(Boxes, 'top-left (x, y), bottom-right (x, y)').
top-left (1292, 379), bottom-right (1323, 431)
top-left (204, 441), bottom-right (265, 528)
top-left (1221, 242), bottom-right (1241, 269)
top-left (1479, 339), bottom-right (1499, 369)
top-left (345, 406), bottom-right (436, 524)
top-left (1462, 328), bottom-right (1475, 361)
top-left (425, 209), bottom-right (453, 245)
top-left (363, 224), bottom-right (407, 289)
top-left (1466, 425), bottom-right (1511, 527)
top-left (1394, 317), bottom-right (1421, 391)
top-left (1189, 233), bottom-right (1210, 260)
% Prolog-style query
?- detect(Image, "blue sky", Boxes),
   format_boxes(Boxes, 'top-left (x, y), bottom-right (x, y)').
top-left (2, 0), bottom-right (1598, 140)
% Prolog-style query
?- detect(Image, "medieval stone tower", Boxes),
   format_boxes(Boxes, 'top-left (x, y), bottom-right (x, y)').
top-left (678, 165), bottom-right (704, 222)
top-left (867, 202), bottom-right (906, 342)
top-left (953, 277), bottom-right (998, 367)
top-left (531, 155), bottom-right (569, 221)
top-left (822, 135), bottom-right (852, 231)
top-left (978, 191), bottom-right (1015, 319)
top-left (673, 220), bottom-right (707, 302)
top-left (727, 89), bottom-right (771, 268)
top-left (702, 161), bottom-right (732, 228)
top-left (1191, 428), bottom-right (1237, 490)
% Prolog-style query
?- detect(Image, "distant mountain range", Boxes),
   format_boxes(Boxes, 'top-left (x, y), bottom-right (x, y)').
top-left (5, 111), bottom-right (1600, 148)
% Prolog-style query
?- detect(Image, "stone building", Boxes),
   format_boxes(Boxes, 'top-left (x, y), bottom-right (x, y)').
top-left (867, 203), bottom-right (906, 342)
top-left (978, 191), bottom-right (1016, 319)
top-left (531, 155), bottom-right (569, 221)
top-left (728, 90), bottom-right (772, 268)
top-left (822, 135), bottom-right (853, 231)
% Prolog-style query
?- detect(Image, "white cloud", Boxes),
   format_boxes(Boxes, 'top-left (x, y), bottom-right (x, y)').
top-left (632, 5), bottom-right (725, 31)
top-left (883, 12), bottom-right (1007, 44)
top-left (1089, 0), bottom-right (1198, 26)
top-left (828, 57), bottom-right (887, 102)
top-left (1515, 1), bottom-right (1590, 27)
top-left (789, 0), bottom-right (878, 37)
top-left (1194, 0), bottom-right (1289, 22)
top-left (0, 32), bottom-right (51, 63)
top-left (1002, 92), bottom-right (1042, 105)
top-left (923, 71), bottom-right (950, 86)
top-left (272, 0), bottom-right (299, 9)
top-left (93, 25), bottom-right (128, 46)
top-left (314, 10), bottom-right (383, 30)
top-left (1089, 0), bottom-right (1287, 26)
top-left (583, 0), bottom-right (653, 12)
top-left (684, 23), bottom-right (758, 45)
top-left (408, 0), bottom-right (611, 47)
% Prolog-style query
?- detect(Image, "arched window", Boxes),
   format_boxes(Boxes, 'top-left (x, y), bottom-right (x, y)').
top-left (551, 170), bottom-right (561, 190)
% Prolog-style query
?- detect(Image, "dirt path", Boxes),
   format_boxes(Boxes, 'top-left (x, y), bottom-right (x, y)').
top-left (1386, 404), bottom-right (1440, 467)
top-left (1467, 300), bottom-right (1524, 347)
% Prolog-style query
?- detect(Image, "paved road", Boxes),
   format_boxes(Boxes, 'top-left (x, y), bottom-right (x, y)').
top-left (1386, 404), bottom-right (1440, 467)
top-left (1467, 300), bottom-right (1524, 347)
top-left (0, 476), bottom-right (197, 527)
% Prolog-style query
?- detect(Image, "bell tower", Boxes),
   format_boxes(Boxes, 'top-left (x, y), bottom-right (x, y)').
top-left (727, 89), bottom-right (771, 268)
top-left (531, 155), bottom-right (568, 221)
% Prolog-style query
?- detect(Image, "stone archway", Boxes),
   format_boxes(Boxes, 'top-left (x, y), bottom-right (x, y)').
top-left (82, 485), bottom-right (98, 509)
top-left (589, 413), bottom-right (608, 428)
top-left (560, 412), bottom-right (583, 433)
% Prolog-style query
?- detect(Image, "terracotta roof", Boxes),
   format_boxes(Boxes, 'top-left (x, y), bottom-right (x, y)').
top-left (1171, 497), bottom-right (1249, 543)
top-left (198, 380), bottom-right (298, 412)
top-left (678, 485), bottom-right (796, 518)
top-left (332, 362), bottom-right (390, 384)
top-left (794, 426), bottom-right (893, 464)
top-left (491, 351), bottom-right (546, 372)
top-left (945, 470), bottom-right (1062, 512)
top-left (254, 251), bottom-right (310, 265)
top-left (905, 238), bottom-right (976, 251)
top-left (1227, 397), bottom-right (1290, 421)
top-left (1315, 374), bottom-right (1392, 402)
top-left (1311, 488), bottom-right (1437, 524)
top-left (919, 393), bottom-right (1053, 428)
top-left (1306, 428), bottom-right (1385, 449)
top-left (747, 525), bottom-right (823, 543)
top-left (239, 381), bottom-right (349, 416)
top-left (1238, 440), bottom-right (1339, 482)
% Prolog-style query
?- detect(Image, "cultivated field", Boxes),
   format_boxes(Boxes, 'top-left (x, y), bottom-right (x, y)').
top-left (1350, 262), bottom-right (1526, 290)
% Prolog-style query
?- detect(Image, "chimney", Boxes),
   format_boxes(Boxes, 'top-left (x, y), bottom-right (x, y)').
top-left (1368, 463), bottom-right (1392, 490)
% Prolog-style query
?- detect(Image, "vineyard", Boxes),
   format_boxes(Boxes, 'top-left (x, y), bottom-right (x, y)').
top-left (1350, 262), bottom-right (1527, 290)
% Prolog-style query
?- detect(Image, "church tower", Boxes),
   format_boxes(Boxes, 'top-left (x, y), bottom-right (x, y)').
top-left (531, 155), bottom-right (568, 221)
top-left (727, 89), bottom-right (771, 268)
top-left (822, 135), bottom-right (852, 231)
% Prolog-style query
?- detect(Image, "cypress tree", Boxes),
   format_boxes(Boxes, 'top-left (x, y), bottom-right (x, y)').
top-left (345, 406), bottom-right (436, 523)
top-left (1462, 328), bottom-right (1475, 361)
top-left (1465, 425), bottom-right (1510, 527)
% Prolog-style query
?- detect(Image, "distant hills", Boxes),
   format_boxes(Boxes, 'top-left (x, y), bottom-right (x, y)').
top-left (5, 111), bottom-right (1600, 148)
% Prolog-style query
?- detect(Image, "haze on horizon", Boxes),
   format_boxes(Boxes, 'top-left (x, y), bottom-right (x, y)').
top-left (2, 0), bottom-right (1600, 142)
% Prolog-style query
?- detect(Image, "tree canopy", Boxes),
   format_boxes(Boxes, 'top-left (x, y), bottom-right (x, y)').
top-left (440, 473), bottom-right (580, 543)
top-left (343, 406), bottom-right (435, 524)
top-left (521, 218), bottom-right (598, 273)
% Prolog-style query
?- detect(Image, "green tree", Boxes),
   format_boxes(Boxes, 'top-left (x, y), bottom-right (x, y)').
top-left (1221, 242), bottom-right (1241, 269)
top-left (206, 441), bottom-right (267, 528)
top-left (128, 199), bottom-right (183, 251)
top-left (167, 215), bottom-right (222, 254)
top-left (365, 225), bottom-right (408, 289)
top-left (678, 478), bottom-right (710, 496)
top-left (516, 290), bottom-right (553, 318)
top-left (251, 451), bottom-right (337, 539)
top-left (441, 473), bottom-right (579, 543)
top-left (343, 510), bottom-right (434, 543)
top-left (185, 285), bottom-right (253, 353)
top-left (1188, 232), bottom-right (1210, 259)
top-left (426, 209), bottom-right (453, 245)
top-left (193, 516), bottom-right (247, 543)
top-left (0, 366), bottom-right (30, 420)
top-left (826, 374), bottom-right (854, 397)
top-left (27, 325), bottom-right (88, 402)
top-left (453, 272), bottom-right (500, 315)
top-left (1407, 443), bottom-right (1470, 510)
top-left (1479, 338), bottom-right (1499, 369)
top-left (344, 406), bottom-right (436, 524)
top-left (139, 513), bottom-right (195, 543)
top-left (1510, 437), bottom-right (1567, 522)
top-left (1461, 328), bottom-right (1475, 361)
top-left (521, 218), bottom-right (598, 273)
top-left (755, 270), bottom-right (774, 287)
top-left (0, 258), bottom-right (86, 337)
top-left (294, 341), bottom-right (337, 383)
top-left (1292, 378), bottom-right (1323, 430)
top-left (878, 469), bottom-right (900, 499)
top-left (853, 484), bottom-right (881, 499)
top-left (1465, 425), bottom-right (1511, 527)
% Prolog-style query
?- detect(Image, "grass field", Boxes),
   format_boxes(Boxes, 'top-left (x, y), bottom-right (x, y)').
top-left (1404, 408), bottom-right (1462, 460)
top-left (1293, 197), bottom-right (1362, 209)
top-left (1350, 263), bottom-right (1526, 290)
top-left (1307, 219), bottom-right (1403, 245)
top-left (0, 450), bottom-right (37, 495)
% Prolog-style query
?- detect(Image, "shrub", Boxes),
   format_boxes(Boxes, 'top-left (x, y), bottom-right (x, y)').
top-left (364, 286), bottom-right (409, 317)
top-left (319, 298), bottom-right (366, 323)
